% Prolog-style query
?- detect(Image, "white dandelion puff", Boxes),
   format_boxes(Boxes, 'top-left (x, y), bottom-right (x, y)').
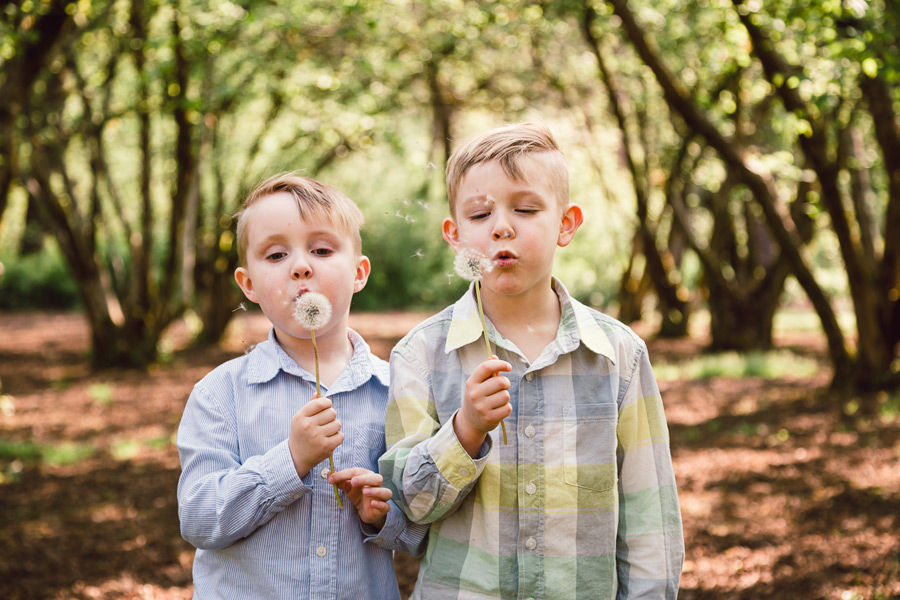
top-left (453, 248), bottom-right (494, 282)
top-left (292, 292), bottom-right (332, 330)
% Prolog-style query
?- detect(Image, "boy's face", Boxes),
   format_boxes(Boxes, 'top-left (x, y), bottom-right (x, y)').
top-left (443, 156), bottom-right (582, 302)
top-left (234, 192), bottom-right (369, 344)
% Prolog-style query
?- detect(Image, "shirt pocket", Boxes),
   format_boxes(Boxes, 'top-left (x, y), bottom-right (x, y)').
top-left (348, 425), bottom-right (385, 471)
top-left (562, 403), bottom-right (618, 492)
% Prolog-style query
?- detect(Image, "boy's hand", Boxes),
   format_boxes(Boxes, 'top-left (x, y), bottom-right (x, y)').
top-left (288, 394), bottom-right (343, 478)
top-left (329, 467), bottom-right (392, 528)
top-left (455, 356), bottom-right (512, 457)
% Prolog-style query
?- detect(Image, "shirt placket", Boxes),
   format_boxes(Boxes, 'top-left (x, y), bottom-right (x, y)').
top-left (309, 388), bottom-right (338, 600)
top-left (517, 362), bottom-right (544, 600)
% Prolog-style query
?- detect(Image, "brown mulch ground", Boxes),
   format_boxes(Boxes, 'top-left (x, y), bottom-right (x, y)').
top-left (0, 311), bottom-right (897, 599)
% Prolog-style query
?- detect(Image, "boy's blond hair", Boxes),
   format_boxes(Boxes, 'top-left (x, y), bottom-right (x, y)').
top-left (445, 122), bottom-right (569, 213)
top-left (235, 173), bottom-right (364, 266)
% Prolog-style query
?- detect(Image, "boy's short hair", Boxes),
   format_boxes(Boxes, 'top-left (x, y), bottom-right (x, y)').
top-left (235, 173), bottom-right (364, 265)
top-left (445, 122), bottom-right (569, 213)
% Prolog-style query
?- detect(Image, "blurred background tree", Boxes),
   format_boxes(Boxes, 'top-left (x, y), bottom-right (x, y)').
top-left (0, 0), bottom-right (896, 394)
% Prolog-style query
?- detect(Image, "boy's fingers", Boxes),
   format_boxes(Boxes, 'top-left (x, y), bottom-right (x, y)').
top-left (475, 359), bottom-right (512, 381)
top-left (328, 467), bottom-right (372, 484)
top-left (350, 472), bottom-right (384, 489)
top-left (299, 396), bottom-right (332, 416)
top-left (363, 486), bottom-right (393, 502)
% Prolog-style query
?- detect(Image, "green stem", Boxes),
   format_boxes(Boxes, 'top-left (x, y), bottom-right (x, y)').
top-left (329, 454), bottom-right (343, 509)
top-left (313, 328), bottom-right (343, 509)
top-left (475, 280), bottom-right (507, 445)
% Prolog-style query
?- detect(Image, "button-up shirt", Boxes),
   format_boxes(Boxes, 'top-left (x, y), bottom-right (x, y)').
top-left (177, 328), bottom-right (428, 600)
top-left (380, 279), bottom-right (683, 599)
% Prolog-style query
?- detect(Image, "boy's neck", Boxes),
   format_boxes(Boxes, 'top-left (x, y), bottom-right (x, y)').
top-left (275, 324), bottom-right (355, 390)
top-left (481, 281), bottom-right (561, 364)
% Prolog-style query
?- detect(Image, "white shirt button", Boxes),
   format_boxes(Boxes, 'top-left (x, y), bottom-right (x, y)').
top-left (458, 467), bottom-right (470, 478)
top-left (320, 467), bottom-right (330, 479)
top-left (524, 425), bottom-right (536, 438)
top-left (525, 537), bottom-right (537, 550)
top-left (525, 481), bottom-right (536, 495)
top-left (525, 372), bottom-right (534, 382)
top-left (316, 545), bottom-right (326, 557)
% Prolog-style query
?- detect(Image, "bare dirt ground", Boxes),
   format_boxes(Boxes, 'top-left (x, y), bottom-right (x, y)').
top-left (0, 310), bottom-right (897, 599)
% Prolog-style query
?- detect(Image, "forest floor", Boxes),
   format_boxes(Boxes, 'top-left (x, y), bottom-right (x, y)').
top-left (0, 310), bottom-right (898, 599)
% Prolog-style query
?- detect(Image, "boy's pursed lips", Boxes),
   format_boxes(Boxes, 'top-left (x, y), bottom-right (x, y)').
top-left (493, 249), bottom-right (517, 267)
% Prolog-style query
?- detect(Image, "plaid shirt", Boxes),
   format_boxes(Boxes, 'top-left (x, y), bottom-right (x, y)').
top-left (380, 279), bottom-right (683, 600)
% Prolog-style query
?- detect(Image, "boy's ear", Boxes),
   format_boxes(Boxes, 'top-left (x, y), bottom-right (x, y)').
top-left (442, 217), bottom-right (461, 252)
top-left (353, 255), bottom-right (372, 293)
top-left (557, 204), bottom-right (584, 247)
top-left (234, 267), bottom-right (259, 304)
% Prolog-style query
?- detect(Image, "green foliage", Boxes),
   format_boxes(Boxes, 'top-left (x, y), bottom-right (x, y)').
top-left (0, 245), bottom-right (80, 310)
top-left (653, 349), bottom-right (819, 381)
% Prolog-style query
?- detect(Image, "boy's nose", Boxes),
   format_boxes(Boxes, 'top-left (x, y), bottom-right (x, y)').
top-left (492, 224), bottom-right (515, 240)
top-left (291, 259), bottom-right (312, 280)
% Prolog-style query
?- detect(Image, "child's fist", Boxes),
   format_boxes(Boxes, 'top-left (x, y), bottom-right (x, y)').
top-left (329, 467), bottom-right (392, 528)
top-left (288, 395), bottom-right (343, 478)
top-left (460, 356), bottom-right (512, 435)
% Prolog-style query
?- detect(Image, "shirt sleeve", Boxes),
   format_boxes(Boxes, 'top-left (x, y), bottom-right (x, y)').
top-left (379, 343), bottom-right (491, 524)
top-left (176, 382), bottom-right (311, 550)
top-left (360, 499), bottom-right (430, 557)
top-left (615, 341), bottom-right (684, 599)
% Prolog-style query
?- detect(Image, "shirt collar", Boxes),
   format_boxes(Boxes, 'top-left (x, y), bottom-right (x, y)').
top-left (444, 277), bottom-right (616, 364)
top-left (246, 327), bottom-right (389, 389)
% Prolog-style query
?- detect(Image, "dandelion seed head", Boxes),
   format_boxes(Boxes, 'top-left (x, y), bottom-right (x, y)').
top-left (454, 248), bottom-right (494, 282)
top-left (293, 292), bottom-right (333, 330)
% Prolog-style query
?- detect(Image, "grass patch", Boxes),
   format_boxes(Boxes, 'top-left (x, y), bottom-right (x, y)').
top-left (88, 382), bottom-right (114, 406)
top-left (654, 350), bottom-right (819, 381)
top-left (111, 439), bottom-right (142, 461)
top-left (0, 439), bottom-right (95, 469)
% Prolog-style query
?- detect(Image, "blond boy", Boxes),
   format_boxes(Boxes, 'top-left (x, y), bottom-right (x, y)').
top-left (380, 123), bottom-right (684, 599)
top-left (177, 174), bottom-right (426, 599)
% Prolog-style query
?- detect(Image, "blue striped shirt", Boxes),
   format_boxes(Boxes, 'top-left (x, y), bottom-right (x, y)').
top-left (177, 328), bottom-right (428, 600)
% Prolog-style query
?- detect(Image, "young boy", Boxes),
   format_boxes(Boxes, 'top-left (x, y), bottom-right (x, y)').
top-left (177, 174), bottom-right (427, 599)
top-left (380, 123), bottom-right (684, 599)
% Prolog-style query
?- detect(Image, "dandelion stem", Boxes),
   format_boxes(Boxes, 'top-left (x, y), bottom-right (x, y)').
top-left (475, 280), bottom-right (507, 445)
top-left (312, 327), bottom-right (343, 509)
top-left (312, 328), bottom-right (321, 398)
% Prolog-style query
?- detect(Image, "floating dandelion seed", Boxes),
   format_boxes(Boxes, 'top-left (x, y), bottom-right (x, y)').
top-left (445, 272), bottom-right (455, 285)
top-left (453, 248), bottom-right (507, 444)
top-left (417, 200), bottom-right (431, 211)
top-left (425, 161), bottom-right (436, 170)
top-left (232, 302), bottom-right (248, 313)
top-left (292, 292), bottom-right (343, 509)
top-left (410, 249), bottom-right (424, 259)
